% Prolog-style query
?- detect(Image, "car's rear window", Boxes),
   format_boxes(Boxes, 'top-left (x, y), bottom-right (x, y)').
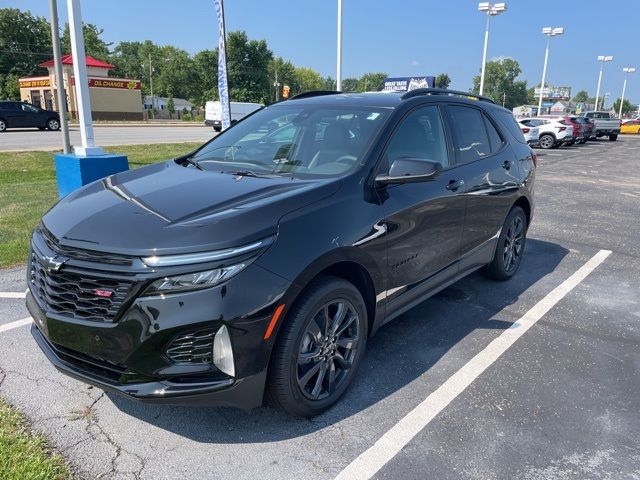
top-left (492, 109), bottom-right (526, 144)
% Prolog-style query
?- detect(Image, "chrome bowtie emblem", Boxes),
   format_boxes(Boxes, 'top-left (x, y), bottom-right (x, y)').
top-left (41, 255), bottom-right (66, 273)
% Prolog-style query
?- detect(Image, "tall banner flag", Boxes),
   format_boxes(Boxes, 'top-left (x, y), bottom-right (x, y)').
top-left (214, 0), bottom-right (231, 130)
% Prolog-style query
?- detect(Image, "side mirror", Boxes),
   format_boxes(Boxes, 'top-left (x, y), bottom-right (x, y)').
top-left (375, 158), bottom-right (442, 185)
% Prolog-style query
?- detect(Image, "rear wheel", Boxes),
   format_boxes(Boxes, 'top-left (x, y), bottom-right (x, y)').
top-left (609, 133), bottom-right (618, 141)
top-left (482, 206), bottom-right (527, 281)
top-left (268, 276), bottom-right (368, 417)
top-left (46, 118), bottom-right (60, 131)
top-left (538, 134), bottom-right (555, 149)
top-left (578, 138), bottom-right (588, 144)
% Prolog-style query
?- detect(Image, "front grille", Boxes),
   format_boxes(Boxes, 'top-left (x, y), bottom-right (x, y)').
top-left (40, 227), bottom-right (133, 266)
top-left (166, 328), bottom-right (215, 364)
top-left (29, 251), bottom-right (133, 322)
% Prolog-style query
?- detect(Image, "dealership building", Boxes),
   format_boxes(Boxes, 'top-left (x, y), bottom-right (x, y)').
top-left (18, 54), bottom-right (143, 121)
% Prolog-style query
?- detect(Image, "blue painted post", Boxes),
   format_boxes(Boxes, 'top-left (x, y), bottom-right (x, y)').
top-left (54, 153), bottom-right (129, 198)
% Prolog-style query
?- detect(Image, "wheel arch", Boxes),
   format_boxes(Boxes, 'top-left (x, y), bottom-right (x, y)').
top-left (512, 196), bottom-right (532, 227)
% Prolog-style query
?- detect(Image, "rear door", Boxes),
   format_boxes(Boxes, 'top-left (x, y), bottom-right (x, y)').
top-left (443, 103), bottom-right (521, 271)
top-left (378, 104), bottom-right (466, 313)
top-left (1, 102), bottom-right (25, 127)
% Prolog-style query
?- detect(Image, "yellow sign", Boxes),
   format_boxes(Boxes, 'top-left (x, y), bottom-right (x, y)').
top-left (19, 78), bottom-right (51, 88)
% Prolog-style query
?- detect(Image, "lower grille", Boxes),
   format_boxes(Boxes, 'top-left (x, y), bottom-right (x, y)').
top-left (29, 251), bottom-right (133, 322)
top-left (166, 328), bottom-right (216, 364)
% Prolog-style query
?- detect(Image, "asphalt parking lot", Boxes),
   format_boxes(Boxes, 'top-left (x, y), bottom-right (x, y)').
top-left (0, 125), bottom-right (216, 152)
top-left (1, 136), bottom-right (639, 479)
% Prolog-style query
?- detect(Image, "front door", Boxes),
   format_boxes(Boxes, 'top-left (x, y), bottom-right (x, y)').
top-left (377, 104), bottom-right (466, 313)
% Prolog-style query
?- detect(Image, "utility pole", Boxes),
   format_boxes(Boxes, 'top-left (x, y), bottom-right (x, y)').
top-left (274, 67), bottom-right (280, 102)
top-left (477, 3), bottom-right (507, 96)
top-left (148, 52), bottom-right (154, 119)
top-left (336, 0), bottom-right (343, 91)
top-left (595, 55), bottom-right (613, 111)
top-left (619, 67), bottom-right (636, 119)
top-left (537, 27), bottom-right (564, 116)
top-left (48, 0), bottom-right (70, 153)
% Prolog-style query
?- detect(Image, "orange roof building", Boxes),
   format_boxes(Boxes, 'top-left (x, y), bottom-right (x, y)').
top-left (18, 55), bottom-right (143, 121)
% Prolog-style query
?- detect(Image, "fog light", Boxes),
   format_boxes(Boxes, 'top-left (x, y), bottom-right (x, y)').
top-left (213, 325), bottom-right (235, 377)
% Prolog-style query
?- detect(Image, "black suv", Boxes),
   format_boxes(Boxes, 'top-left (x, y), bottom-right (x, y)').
top-left (0, 101), bottom-right (60, 132)
top-left (28, 89), bottom-right (535, 417)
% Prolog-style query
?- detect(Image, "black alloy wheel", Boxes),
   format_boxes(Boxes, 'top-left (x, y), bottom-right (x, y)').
top-left (502, 215), bottom-right (524, 273)
top-left (482, 206), bottom-right (527, 281)
top-left (296, 299), bottom-right (360, 401)
top-left (268, 276), bottom-right (367, 417)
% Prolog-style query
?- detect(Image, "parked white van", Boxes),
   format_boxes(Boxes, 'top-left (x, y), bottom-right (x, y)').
top-left (204, 101), bottom-right (263, 131)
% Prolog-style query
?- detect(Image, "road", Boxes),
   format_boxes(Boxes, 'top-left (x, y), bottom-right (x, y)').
top-left (1, 137), bottom-right (639, 479)
top-left (0, 125), bottom-right (216, 152)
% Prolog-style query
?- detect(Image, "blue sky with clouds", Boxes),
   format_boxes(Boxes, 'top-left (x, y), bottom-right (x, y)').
top-left (5, 0), bottom-right (639, 104)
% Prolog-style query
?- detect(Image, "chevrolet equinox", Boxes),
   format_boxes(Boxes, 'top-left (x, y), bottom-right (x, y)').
top-left (28, 89), bottom-right (535, 417)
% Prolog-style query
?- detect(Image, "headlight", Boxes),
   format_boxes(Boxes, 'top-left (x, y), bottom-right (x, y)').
top-left (143, 263), bottom-right (247, 295)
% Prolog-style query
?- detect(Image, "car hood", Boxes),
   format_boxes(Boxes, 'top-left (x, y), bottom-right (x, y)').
top-left (43, 160), bottom-right (341, 256)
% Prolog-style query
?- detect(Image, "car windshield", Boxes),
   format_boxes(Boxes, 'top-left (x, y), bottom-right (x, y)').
top-left (188, 104), bottom-right (389, 177)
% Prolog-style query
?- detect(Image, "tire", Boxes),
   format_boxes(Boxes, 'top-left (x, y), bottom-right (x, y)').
top-left (268, 276), bottom-right (368, 417)
top-left (482, 206), bottom-right (527, 281)
top-left (46, 118), bottom-right (60, 131)
top-left (578, 138), bottom-right (588, 144)
top-left (609, 134), bottom-right (618, 141)
top-left (213, 126), bottom-right (221, 132)
top-left (538, 133), bottom-right (555, 149)
top-left (637, 128), bottom-right (640, 135)
top-left (0, 119), bottom-right (6, 132)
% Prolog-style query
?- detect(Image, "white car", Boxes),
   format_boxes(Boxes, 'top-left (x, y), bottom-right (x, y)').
top-left (518, 117), bottom-right (573, 149)
top-left (517, 119), bottom-right (539, 146)
top-left (205, 101), bottom-right (263, 132)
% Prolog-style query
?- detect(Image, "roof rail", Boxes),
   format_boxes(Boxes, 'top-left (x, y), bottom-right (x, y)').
top-left (401, 88), bottom-right (495, 104)
top-left (288, 90), bottom-right (342, 100)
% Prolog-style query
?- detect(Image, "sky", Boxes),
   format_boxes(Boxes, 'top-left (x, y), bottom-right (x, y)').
top-left (4, 0), bottom-right (639, 105)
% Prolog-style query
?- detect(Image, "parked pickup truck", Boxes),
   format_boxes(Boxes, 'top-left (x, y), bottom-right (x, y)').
top-left (584, 111), bottom-right (621, 141)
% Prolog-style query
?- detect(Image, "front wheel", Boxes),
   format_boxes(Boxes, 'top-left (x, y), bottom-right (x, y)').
top-left (482, 206), bottom-right (527, 281)
top-left (609, 134), bottom-right (618, 141)
top-left (0, 119), bottom-right (6, 132)
top-left (268, 276), bottom-right (368, 417)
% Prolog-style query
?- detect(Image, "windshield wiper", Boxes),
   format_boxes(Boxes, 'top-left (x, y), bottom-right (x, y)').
top-left (226, 170), bottom-right (275, 178)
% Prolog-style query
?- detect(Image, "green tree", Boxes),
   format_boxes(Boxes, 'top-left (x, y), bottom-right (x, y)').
top-left (471, 58), bottom-right (528, 109)
top-left (573, 90), bottom-right (589, 103)
top-left (226, 31), bottom-right (273, 103)
top-left (167, 96), bottom-right (175, 119)
top-left (323, 76), bottom-right (336, 90)
top-left (613, 98), bottom-right (634, 116)
top-left (341, 78), bottom-right (359, 92)
top-left (61, 23), bottom-right (111, 60)
top-left (434, 73), bottom-right (451, 89)
top-left (359, 72), bottom-right (387, 92)
top-left (0, 8), bottom-right (51, 95)
top-left (1, 73), bottom-right (20, 100)
top-left (295, 67), bottom-right (324, 93)
top-left (191, 49), bottom-right (218, 106)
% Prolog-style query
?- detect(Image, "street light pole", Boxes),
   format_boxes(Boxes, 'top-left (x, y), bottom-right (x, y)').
top-left (537, 27), bottom-right (564, 116)
top-left (595, 55), bottom-right (613, 111)
top-left (48, 0), bottom-right (70, 153)
top-left (477, 2), bottom-right (507, 96)
top-left (336, 0), bottom-right (343, 91)
top-left (619, 67), bottom-right (636, 119)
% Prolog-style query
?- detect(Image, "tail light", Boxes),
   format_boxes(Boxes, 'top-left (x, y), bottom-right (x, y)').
top-left (558, 126), bottom-right (567, 132)
top-left (522, 128), bottom-right (530, 133)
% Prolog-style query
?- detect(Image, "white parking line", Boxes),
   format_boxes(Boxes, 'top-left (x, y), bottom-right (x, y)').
top-left (335, 249), bottom-right (612, 480)
top-left (0, 291), bottom-right (26, 299)
top-left (621, 192), bottom-right (639, 198)
top-left (0, 317), bottom-right (32, 334)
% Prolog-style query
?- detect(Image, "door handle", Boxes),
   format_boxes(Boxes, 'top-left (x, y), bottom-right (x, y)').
top-left (502, 160), bottom-right (512, 170)
top-left (446, 179), bottom-right (465, 191)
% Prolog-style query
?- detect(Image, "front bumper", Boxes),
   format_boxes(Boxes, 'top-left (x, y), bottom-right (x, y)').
top-left (27, 248), bottom-right (291, 408)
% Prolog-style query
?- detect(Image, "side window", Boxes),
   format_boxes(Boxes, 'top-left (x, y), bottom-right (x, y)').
top-left (21, 104), bottom-right (39, 113)
top-left (447, 105), bottom-right (491, 164)
top-left (385, 105), bottom-right (449, 169)
top-left (483, 115), bottom-right (504, 153)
